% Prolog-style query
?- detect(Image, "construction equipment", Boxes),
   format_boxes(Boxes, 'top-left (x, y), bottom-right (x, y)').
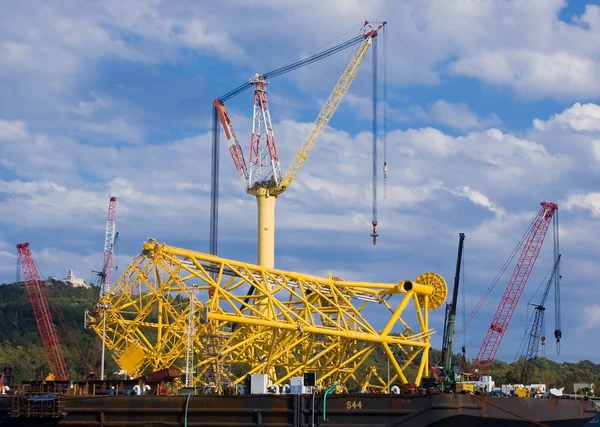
top-left (439, 232), bottom-right (465, 387)
top-left (371, 33), bottom-right (379, 245)
top-left (86, 196), bottom-right (118, 381)
top-left (520, 254), bottom-right (561, 385)
top-left (514, 385), bottom-right (530, 398)
top-left (98, 196), bottom-right (117, 298)
top-left (16, 242), bottom-right (70, 381)
top-left (87, 238), bottom-right (447, 390)
top-left (212, 22), bottom-right (386, 268)
top-left (457, 201), bottom-right (558, 376)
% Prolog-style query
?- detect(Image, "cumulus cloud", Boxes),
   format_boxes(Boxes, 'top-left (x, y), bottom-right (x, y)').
top-left (0, 107), bottom-right (573, 259)
top-left (451, 50), bottom-right (600, 100)
top-left (533, 102), bottom-right (600, 132)
top-left (425, 100), bottom-right (501, 131)
top-left (563, 192), bottom-right (600, 217)
top-left (449, 186), bottom-right (505, 216)
top-left (3, 0), bottom-right (600, 122)
top-left (529, 102), bottom-right (600, 166)
top-left (344, 96), bottom-right (500, 131)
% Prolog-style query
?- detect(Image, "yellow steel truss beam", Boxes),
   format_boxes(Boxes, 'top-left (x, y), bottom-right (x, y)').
top-left (87, 239), bottom-right (447, 391)
top-left (276, 33), bottom-right (374, 194)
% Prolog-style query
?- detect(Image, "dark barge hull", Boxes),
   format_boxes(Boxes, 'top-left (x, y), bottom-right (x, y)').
top-left (1, 393), bottom-right (597, 426)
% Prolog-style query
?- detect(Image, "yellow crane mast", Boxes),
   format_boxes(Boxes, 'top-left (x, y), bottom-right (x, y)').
top-left (87, 238), bottom-right (447, 391)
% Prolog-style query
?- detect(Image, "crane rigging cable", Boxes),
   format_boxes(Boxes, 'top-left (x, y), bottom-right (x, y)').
top-left (461, 237), bottom-right (466, 349)
top-left (218, 35), bottom-right (365, 103)
top-left (519, 255), bottom-right (561, 384)
top-left (210, 24), bottom-right (383, 257)
top-left (371, 35), bottom-right (378, 246)
top-left (454, 213), bottom-right (538, 342)
top-left (513, 261), bottom-right (557, 362)
top-left (472, 202), bottom-right (557, 371)
top-left (383, 24), bottom-right (388, 200)
top-left (371, 23), bottom-right (388, 245)
top-left (553, 210), bottom-right (561, 355)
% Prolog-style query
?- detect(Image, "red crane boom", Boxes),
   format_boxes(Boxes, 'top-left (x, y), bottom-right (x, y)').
top-left (16, 242), bottom-right (70, 381)
top-left (474, 201), bottom-right (558, 372)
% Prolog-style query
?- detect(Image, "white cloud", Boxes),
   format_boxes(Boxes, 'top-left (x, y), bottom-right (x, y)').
top-left (0, 250), bottom-right (17, 283)
top-left (0, 120), bottom-right (28, 140)
top-left (402, 127), bottom-right (455, 158)
top-left (529, 102), bottom-right (600, 164)
top-left (581, 304), bottom-right (600, 331)
top-left (175, 19), bottom-right (247, 60)
top-left (563, 192), bottom-right (600, 217)
top-left (343, 96), bottom-right (500, 131)
top-left (449, 186), bottom-right (505, 216)
top-left (4, 0), bottom-right (600, 108)
top-left (77, 117), bottom-right (143, 144)
top-left (57, 92), bottom-right (145, 144)
top-left (0, 108), bottom-right (572, 258)
top-left (0, 179), bottom-right (107, 229)
top-left (343, 94), bottom-right (415, 124)
top-left (533, 102), bottom-right (600, 132)
top-left (452, 50), bottom-right (600, 100)
top-left (427, 100), bottom-right (500, 131)
top-left (61, 93), bottom-right (111, 117)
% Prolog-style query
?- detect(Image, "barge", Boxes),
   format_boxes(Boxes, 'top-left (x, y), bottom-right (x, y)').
top-left (1, 389), bottom-right (597, 426)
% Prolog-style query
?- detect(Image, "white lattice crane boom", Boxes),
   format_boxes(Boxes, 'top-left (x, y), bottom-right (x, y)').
top-left (99, 196), bottom-right (117, 297)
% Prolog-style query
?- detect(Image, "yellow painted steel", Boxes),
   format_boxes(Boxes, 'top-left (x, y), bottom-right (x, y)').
top-left (244, 34), bottom-right (375, 269)
top-left (276, 36), bottom-right (373, 194)
top-left (88, 239), bottom-right (447, 391)
top-left (253, 187), bottom-right (276, 268)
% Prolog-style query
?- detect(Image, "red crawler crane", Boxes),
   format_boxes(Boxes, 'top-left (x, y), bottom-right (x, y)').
top-left (472, 201), bottom-right (558, 373)
top-left (16, 242), bottom-right (69, 381)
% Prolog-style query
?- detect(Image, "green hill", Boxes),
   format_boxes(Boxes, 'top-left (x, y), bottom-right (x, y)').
top-left (0, 281), bottom-right (598, 393)
top-left (0, 280), bottom-right (115, 382)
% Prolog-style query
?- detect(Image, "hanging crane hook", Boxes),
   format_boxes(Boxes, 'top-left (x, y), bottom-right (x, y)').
top-left (371, 221), bottom-right (378, 245)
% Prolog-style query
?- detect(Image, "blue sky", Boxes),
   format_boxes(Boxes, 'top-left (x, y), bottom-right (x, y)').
top-left (1, 0), bottom-right (600, 365)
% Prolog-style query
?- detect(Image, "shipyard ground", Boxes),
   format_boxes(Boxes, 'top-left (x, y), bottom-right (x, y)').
top-left (1, 393), bottom-right (597, 426)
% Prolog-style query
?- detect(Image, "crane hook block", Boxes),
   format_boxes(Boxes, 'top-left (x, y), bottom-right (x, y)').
top-left (371, 221), bottom-right (379, 246)
top-left (554, 329), bottom-right (562, 342)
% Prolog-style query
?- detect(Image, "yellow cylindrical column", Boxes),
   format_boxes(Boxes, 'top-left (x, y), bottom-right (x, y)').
top-left (255, 188), bottom-right (276, 269)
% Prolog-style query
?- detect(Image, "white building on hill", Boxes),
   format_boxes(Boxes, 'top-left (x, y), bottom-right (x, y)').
top-left (63, 269), bottom-right (88, 288)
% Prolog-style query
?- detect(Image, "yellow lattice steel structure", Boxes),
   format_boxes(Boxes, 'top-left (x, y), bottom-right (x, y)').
top-left (275, 28), bottom-right (377, 195)
top-left (87, 239), bottom-right (447, 391)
